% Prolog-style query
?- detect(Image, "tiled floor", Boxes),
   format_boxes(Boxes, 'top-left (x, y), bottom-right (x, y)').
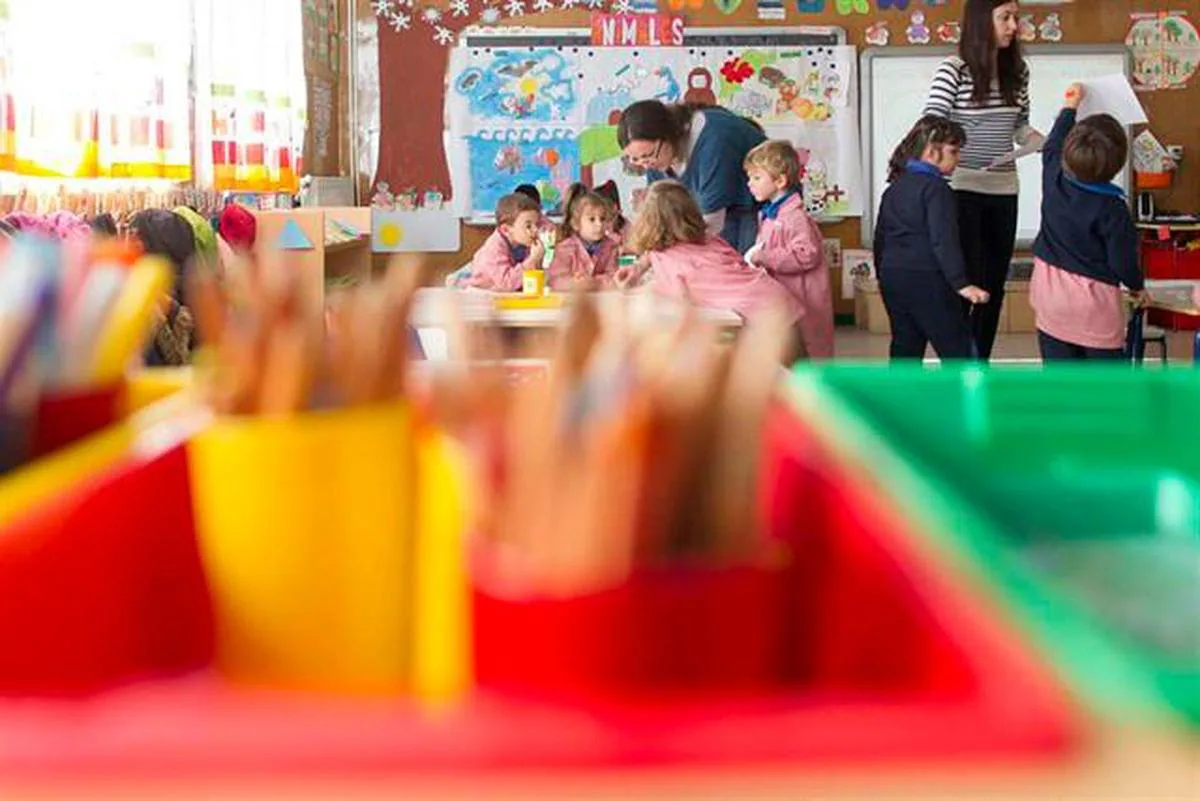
top-left (833, 327), bottom-right (1195, 365)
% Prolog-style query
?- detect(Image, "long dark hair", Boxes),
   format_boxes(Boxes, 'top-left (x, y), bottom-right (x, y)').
top-left (887, 115), bottom-right (967, 183)
top-left (959, 0), bottom-right (1025, 106)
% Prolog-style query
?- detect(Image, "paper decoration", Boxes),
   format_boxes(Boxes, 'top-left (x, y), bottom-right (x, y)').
top-left (450, 0), bottom-right (471, 15)
top-left (713, 0), bottom-right (742, 14)
top-left (1126, 13), bottom-right (1200, 92)
top-left (865, 21), bottom-right (890, 46)
top-left (936, 20), bottom-right (960, 44)
top-left (1038, 13), bottom-right (1063, 43)
top-left (796, 0), bottom-right (824, 11)
top-left (877, 0), bottom-right (909, 8)
top-left (504, 0), bottom-right (525, 15)
top-left (906, 11), bottom-right (930, 44)
top-left (841, 249), bottom-right (874, 299)
top-left (276, 219), bottom-right (315, 251)
top-left (666, 0), bottom-right (705, 8)
top-left (823, 238), bottom-right (842, 282)
top-left (1132, 131), bottom-right (1174, 174)
top-left (1017, 14), bottom-right (1037, 43)
top-left (591, 14), bottom-right (685, 46)
top-left (372, 209), bottom-right (462, 252)
top-left (834, 0), bottom-right (868, 13)
top-left (611, 0), bottom-right (633, 13)
top-left (757, 0), bottom-right (785, 21)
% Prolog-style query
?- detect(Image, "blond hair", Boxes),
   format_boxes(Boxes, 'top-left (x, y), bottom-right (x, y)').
top-left (744, 140), bottom-right (803, 189)
top-left (495, 192), bottom-right (541, 226)
top-left (628, 181), bottom-right (707, 254)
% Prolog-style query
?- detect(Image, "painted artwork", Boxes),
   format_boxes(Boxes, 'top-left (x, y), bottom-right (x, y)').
top-left (445, 31), bottom-right (863, 219)
top-left (455, 129), bottom-right (581, 217)
top-left (447, 47), bottom-right (583, 129)
top-left (1126, 13), bottom-right (1200, 92)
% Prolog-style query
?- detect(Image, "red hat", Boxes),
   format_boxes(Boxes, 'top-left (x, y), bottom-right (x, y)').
top-left (219, 204), bottom-right (257, 252)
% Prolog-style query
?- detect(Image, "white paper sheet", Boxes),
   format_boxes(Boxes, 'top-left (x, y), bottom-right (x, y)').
top-left (1078, 74), bottom-right (1148, 126)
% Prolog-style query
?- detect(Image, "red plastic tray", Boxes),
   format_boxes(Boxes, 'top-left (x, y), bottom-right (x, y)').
top-left (0, 406), bottom-right (1076, 778)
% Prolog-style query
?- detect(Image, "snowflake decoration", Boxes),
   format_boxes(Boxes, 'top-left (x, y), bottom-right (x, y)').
top-left (560, 0), bottom-right (579, 7)
top-left (371, 0), bottom-right (394, 15)
top-left (583, 0), bottom-right (606, 9)
top-left (611, 0), bottom-right (631, 11)
top-left (450, 0), bottom-right (471, 16)
top-left (533, 0), bottom-right (553, 11)
top-left (421, 5), bottom-right (443, 23)
top-left (395, 0), bottom-right (415, 7)
top-left (433, 25), bottom-right (456, 45)
top-left (388, 10), bottom-right (412, 30)
top-left (480, 5), bottom-right (502, 22)
top-left (504, 0), bottom-right (526, 15)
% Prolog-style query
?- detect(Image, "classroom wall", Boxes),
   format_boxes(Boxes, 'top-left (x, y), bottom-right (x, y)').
top-left (358, 0), bottom-right (1200, 306)
top-left (303, 0), bottom-right (351, 179)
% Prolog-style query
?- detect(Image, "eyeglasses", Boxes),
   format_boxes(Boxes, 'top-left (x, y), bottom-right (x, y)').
top-left (627, 140), bottom-right (664, 167)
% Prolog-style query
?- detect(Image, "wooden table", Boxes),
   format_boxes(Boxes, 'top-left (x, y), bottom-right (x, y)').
top-left (1142, 280), bottom-right (1200, 362)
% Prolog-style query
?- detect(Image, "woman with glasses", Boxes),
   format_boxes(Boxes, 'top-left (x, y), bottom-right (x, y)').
top-left (617, 100), bottom-right (766, 254)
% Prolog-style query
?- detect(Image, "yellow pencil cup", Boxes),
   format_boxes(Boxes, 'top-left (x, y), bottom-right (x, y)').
top-left (522, 268), bottom-right (546, 296)
top-left (189, 403), bottom-right (418, 694)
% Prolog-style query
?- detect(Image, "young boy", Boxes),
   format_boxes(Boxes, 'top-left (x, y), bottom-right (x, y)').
top-left (1030, 84), bottom-right (1145, 361)
top-left (466, 193), bottom-right (546, 292)
top-left (743, 140), bottom-right (834, 358)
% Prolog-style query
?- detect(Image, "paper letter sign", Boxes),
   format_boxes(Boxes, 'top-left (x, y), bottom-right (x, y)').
top-left (590, 14), bottom-right (685, 47)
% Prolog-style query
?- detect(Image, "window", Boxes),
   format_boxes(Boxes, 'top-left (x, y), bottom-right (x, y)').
top-left (0, 0), bottom-right (306, 192)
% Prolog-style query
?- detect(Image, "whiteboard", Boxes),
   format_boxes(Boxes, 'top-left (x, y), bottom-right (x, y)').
top-left (860, 45), bottom-right (1131, 248)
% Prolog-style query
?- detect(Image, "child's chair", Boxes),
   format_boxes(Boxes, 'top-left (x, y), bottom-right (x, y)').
top-left (1126, 308), bottom-right (1168, 365)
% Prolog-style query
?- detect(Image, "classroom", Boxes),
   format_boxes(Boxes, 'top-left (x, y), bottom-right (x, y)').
top-left (0, 0), bottom-right (1197, 797)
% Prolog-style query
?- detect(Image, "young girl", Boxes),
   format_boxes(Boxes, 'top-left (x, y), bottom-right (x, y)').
top-left (874, 115), bottom-right (990, 361)
top-left (547, 183), bottom-right (620, 291)
top-left (128, 209), bottom-right (197, 366)
top-left (467, 193), bottom-right (546, 292)
top-left (618, 181), bottom-right (802, 327)
top-left (744, 140), bottom-right (834, 359)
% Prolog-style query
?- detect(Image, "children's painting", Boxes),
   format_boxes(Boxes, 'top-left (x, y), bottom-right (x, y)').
top-left (446, 47), bottom-right (583, 130)
top-left (1126, 13), bottom-right (1200, 92)
top-left (445, 29), bottom-right (864, 219)
top-left (451, 129), bottom-right (581, 218)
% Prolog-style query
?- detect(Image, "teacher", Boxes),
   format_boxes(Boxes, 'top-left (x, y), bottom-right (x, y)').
top-left (617, 100), bottom-right (766, 254)
top-left (924, 0), bottom-right (1043, 360)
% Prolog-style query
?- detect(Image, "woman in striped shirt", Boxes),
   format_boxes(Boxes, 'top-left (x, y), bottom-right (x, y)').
top-left (923, 0), bottom-right (1044, 360)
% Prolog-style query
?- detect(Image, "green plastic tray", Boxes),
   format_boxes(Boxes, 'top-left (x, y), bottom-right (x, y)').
top-left (786, 364), bottom-right (1200, 726)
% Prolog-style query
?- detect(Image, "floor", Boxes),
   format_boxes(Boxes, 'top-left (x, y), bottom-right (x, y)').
top-left (833, 327), bottom-right (1194, 364)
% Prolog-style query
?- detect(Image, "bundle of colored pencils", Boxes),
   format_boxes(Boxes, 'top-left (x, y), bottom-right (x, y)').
top-left (0, 234), bottom-right (173, 471)
top-left (188, 252), bottom-right (426, 415)
top-left (464, 294), bottom-right (795, 596)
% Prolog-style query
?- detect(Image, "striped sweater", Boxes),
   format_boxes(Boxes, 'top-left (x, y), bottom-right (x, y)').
top-left (923, 56), bottom-right (1034, 196)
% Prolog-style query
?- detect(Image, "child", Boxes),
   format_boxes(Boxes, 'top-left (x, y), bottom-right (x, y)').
top-left (467, 193), bottom-right (546, 292)
top-left (1030, 84), bottom-right (1144, 361)
top-left (594, 180), bottom-right (631, 245)
top-left (874, 115), bottom-right (989, 361)
top-left (128, 209), bottom-right (197, 366)
top-left (547, 183), bottom-right (620, 290)
top-left (743, 140), bottom-right (835, 359)
top-left (618, 180), bottom-right (802, 327)
top-left (514, 183), bottom-right (556, 236)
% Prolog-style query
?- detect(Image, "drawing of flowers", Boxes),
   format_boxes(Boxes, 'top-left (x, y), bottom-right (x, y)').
top-left (720, 57), bottom-right (755, 85)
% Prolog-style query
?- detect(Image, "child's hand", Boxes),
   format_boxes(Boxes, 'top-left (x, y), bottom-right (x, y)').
top-left (1064, 83), bottom-right (1084, 110)
top-left (1129, 289), bottom-right (1150, 309)
top-left (744, 244), bottom-right (764, 267)
top-left (958, 285), bottom-right (990, 305)
top-left (614, 265), bottom-right (636, 289)
top-left (529, 240), bottom-right (546, 265)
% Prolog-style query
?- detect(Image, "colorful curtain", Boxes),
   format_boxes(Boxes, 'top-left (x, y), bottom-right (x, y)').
top-left (0, 0), bottom-right (191, 181)
top-left (193, 0), bottom-right (307, 193)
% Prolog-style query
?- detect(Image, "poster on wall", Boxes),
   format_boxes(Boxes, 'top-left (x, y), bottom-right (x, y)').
top-left (444, 26), bottom-right (860, 221)
top-left (1126, 12), bottom-right (1200, 92)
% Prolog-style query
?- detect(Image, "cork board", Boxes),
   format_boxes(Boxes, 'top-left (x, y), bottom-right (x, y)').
top-left (357, 0), bottom-right (1200, 299)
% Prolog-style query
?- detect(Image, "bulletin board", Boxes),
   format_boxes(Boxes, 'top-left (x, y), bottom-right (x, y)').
top-left (443, 26), bottom-right (863, 223)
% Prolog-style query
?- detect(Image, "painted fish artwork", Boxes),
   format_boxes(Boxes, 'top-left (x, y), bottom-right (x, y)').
top-left (466, 130), bottom-right (580, 216)
top-left (454, 48), bottom-right (578, 124)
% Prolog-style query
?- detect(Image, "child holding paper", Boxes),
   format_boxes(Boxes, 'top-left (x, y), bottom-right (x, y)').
top-left (743, 141), bottom-right (834, 359)
top-left (1030, 83), bottom-right (1145, 361)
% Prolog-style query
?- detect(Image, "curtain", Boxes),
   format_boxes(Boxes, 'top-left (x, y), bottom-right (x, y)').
top-left (193, 0), bottom-right (307, 193)
top-left (0, 0), bottom-right (192, 180)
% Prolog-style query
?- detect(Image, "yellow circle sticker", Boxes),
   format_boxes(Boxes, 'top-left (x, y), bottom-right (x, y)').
top-left (378, 222), bottom-right (403, 248)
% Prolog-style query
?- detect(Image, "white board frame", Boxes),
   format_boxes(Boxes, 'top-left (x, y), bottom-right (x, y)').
top-left (859, 44), bottom-right (1133, 250)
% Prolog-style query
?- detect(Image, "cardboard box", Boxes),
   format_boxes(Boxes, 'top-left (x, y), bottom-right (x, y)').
top-left (855, 279), bottom-right (1034, 336)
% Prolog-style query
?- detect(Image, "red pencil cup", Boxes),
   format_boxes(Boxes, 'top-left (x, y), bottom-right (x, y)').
top-left (30, 383), bottom-right (124, 460)
top-left (473, 559), bottom-right (793, 702)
